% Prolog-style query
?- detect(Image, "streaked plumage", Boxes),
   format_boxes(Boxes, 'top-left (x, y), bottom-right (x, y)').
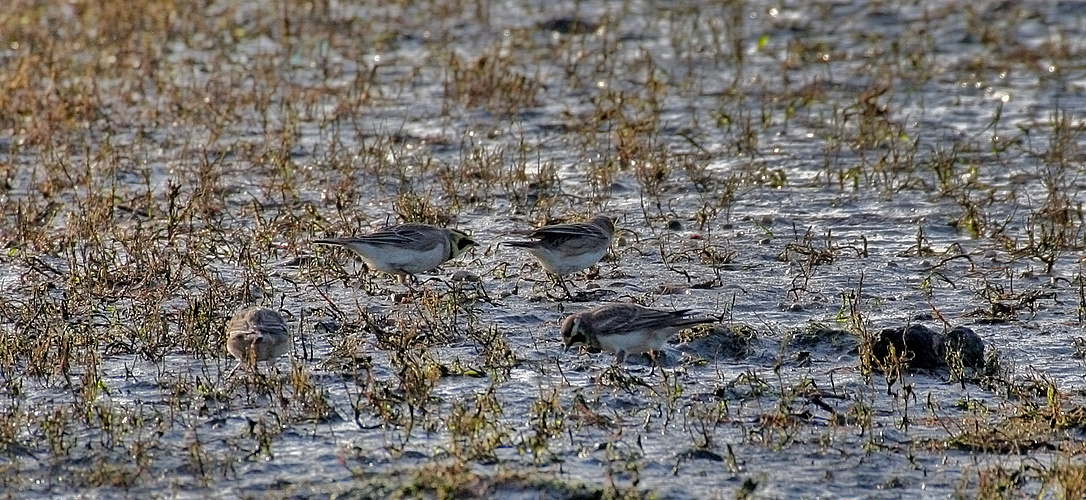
top-left (561, 303), bottom-right (715, 363)
top-left (314, 223), bottom-right (476, 284)
top-left (226, 307), bottom-right (291, 368)
top-left (505, 215), bottom-right (615, 297)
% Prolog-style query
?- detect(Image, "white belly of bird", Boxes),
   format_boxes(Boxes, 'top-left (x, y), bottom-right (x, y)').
top-left (530, 247), bottom-right (606, 276)
top-left (362, 244), bottom-right (447, 275)
top-left (597, 327), bottom-right (679, 355)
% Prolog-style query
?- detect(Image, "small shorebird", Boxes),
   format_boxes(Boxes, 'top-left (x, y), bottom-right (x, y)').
top-left (314, 223), bottom-right (477, 285)
top-left (226, 307), bottom-right (291, 373)
top-left (561, 303), bottom-right (716, 363)
top-left (504, 215), bottom-right (615, 298)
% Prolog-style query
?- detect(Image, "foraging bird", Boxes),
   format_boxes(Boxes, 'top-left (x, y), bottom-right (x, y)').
top-left (504, 215), bottom-right (615, 298)
top-left (561, 303), bottom-right (716, 363)
top-left (314, 223), bottom-right (477, 284)
top-left (226, 307), bottom-right (291, 370)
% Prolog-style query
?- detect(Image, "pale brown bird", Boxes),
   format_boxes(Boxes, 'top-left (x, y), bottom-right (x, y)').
top-left (561, 303), bottom-right (715, 363)
top-left (314, 223), bottom-right (477, 284)
top-left (505, 215), bottom-right (615, 298)
top-left (226, 307), bottom-right (291, 372)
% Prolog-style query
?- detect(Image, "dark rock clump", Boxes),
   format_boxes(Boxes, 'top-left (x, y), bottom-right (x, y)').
top-left (872, 324), bottom-right (985, 371)
top-left (945, 326), bottom-right (986, 369)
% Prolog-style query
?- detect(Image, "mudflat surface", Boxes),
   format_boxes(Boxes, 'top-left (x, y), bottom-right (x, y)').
top-left (2, 1), bottom-right (1086, 498)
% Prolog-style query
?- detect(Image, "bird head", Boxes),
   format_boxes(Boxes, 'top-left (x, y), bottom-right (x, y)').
top-left (589, 215), bottom-right (617, 237)
top-left (560, 314), bottom-right (589, 350)
top-left (448, 229), bottom-right (477, 258)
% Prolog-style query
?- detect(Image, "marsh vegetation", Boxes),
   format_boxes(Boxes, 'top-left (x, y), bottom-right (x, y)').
top-left (2, 0), bottom-right (1086, 498)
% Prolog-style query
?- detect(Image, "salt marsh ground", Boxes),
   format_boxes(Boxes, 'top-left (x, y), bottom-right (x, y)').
top-left (3, 1), bottom-right (1086, 498)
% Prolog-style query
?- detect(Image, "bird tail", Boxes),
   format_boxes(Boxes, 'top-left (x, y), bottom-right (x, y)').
top-left (501, 240), bottom-right (539, 249)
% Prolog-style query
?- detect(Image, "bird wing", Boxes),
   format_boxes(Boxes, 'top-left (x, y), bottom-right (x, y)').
top-left (623, 308), bottom-right (695, 331)
top-left (594, 306), bottom-right (712, 333)
top-left (530, 222), bottom-right (609, 241)
top-left (348, 224), bottom-right (444, 251)
top-left (582, 304), bottom-right (667, 333)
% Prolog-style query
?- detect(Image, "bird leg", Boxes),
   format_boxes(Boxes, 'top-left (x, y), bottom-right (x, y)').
top-left (549, 272), bottom-right (598, 302)
top-left (226, 361), bottom-right (243, 380)
top-left (543, 272), bottom-right (576, 301)
top-left (392, 273), bottom-right (428, 302)
top-left (647, 350), bottom-right (660, 376)
top-left (555, 274), bottom-right (575, 300)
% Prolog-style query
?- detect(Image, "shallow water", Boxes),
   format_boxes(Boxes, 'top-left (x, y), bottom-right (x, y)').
top-left (3, 0), bottom-right (1086, 498)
